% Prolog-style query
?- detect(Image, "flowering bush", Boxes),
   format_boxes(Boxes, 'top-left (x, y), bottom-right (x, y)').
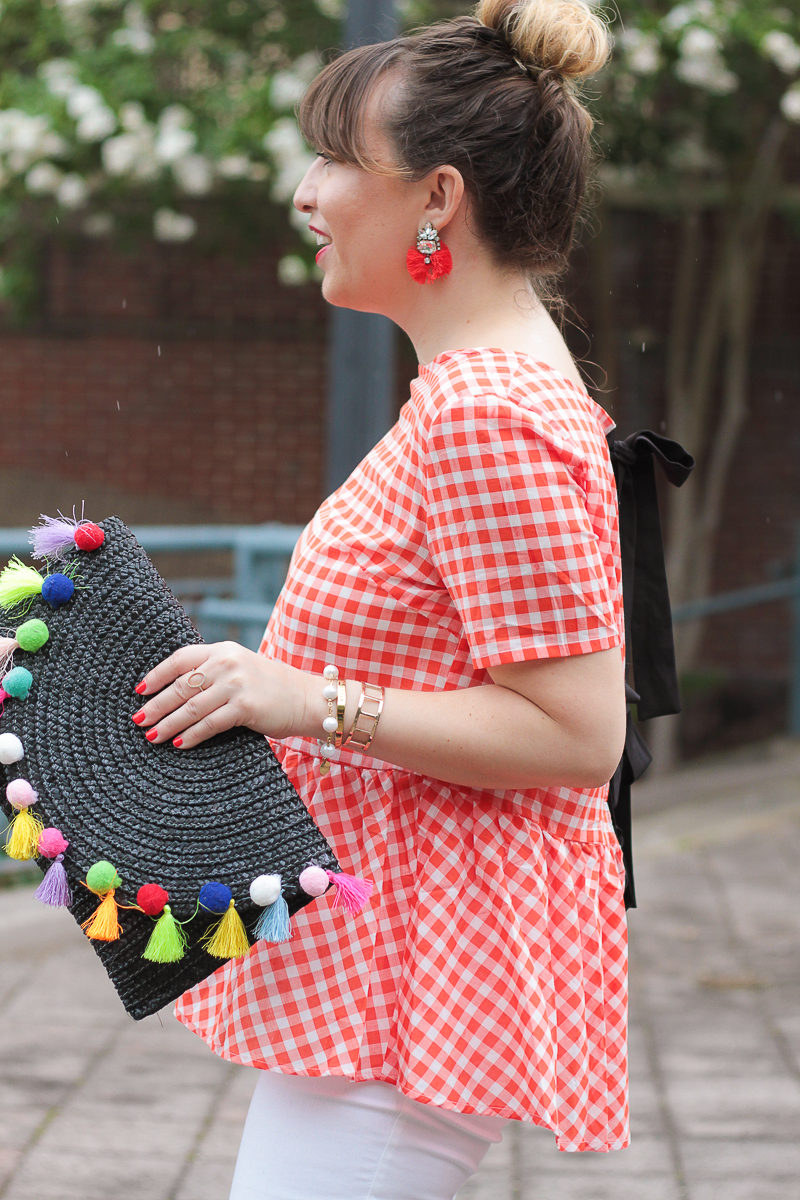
top-left (0, 0), bottom-right (336, 315)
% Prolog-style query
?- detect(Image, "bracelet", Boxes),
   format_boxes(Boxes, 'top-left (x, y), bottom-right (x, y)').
top-left (343, 682), bottom-right (385, 752)
top-left (319, 664), bottom-right (345, 774)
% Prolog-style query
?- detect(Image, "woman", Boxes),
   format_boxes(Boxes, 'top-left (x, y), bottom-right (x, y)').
top-left (133, 1), bottom-right (629, 1195)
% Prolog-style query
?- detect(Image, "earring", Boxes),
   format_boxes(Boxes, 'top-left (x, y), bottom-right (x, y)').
top-left (406, 222), bottom-right (453, 284)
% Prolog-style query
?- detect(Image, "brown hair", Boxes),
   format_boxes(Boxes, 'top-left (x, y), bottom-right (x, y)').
top-left (298, 1), bottom-right (611, 305)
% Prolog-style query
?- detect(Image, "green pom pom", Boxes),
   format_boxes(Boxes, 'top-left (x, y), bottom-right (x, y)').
top-left (86, 860), bottom-right (122, 894)
top-left (2, 667), bottom-right (32, 699)
top-left (142, 905), bottom-right (188, 963)
top-left (16, 619), bottom-right (49, 652)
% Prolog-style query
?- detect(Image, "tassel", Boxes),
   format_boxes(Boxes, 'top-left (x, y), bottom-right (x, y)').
top-left (142, 904), bottom-right (188, 963)
top-left (405, 245), bottom-right (453, 283)
top-left (35, 854), bottom-right (72, 907)
top-left (29, 514), bottom-right (104, 560)
top-left (0, 558), bottom-right (44, 614)
top-left (81, 889), bottom-right (122, 941)
top-left (4, 807), bottom-right (44, 860)
top-left (252, 895), bottom-right (291, 943)
top-left (200, 899), bottom-right (251, 959)
top-left (326, 870), bottom-right (374, 915)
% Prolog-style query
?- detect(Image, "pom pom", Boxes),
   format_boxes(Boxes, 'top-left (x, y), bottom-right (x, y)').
top-left (4, 808), bottom-right (44, 860)
top-left (6, 778), bottom-right (37, 809)
top-left (86, 860), bottom-right (122, 894)
top-left (35, 855), bottom-right (72, 907)
top-left (198, 881), bottom-right (233, 914)
top-left (200, 899), bottom-right (251, 959)
top-left (142, 905), bottom-right (188, 963)
top-left (137, 883), bottom-right (169, 916)
top-left (299, 865), bottom-right (330, 898)
top-left (0, 733), bottom-right (24, 764)
top-left (252, 895), bottom-right (291, 943)
top-left (38, 827), bottom-right (69, 857)
top-left (41, 573), bottom-right (74, 608)
top-left (81, 890), bottom-right (122, 941)
top-left (0, 558), bottom-right (44, 613)
top-left (249, 873), bottom-right (282, 907)
top-left (2, 666), bottom-right (33, 699)
top-left (326, 870), bottom-right (374, 915)
top-left (15, 618), bottom-right (49, 652)
top-left (73, 521), bottom-right (104, 552)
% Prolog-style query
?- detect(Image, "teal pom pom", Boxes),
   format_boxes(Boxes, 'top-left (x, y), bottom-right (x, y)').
top-left (253, 895), bottom-right (291, 943)
top-left (2, 667), bottom-right (33, 699)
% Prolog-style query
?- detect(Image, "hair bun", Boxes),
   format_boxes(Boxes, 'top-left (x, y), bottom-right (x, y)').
top-left (475, 0), bottom-right (611, 79)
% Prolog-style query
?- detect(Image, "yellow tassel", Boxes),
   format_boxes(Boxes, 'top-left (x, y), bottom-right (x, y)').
top-left (200, 899), bottom-right (251, 959)
top-left (4, 808), bottom-right (44, 860)
top-left (81, 889), bottom-right (122, 941)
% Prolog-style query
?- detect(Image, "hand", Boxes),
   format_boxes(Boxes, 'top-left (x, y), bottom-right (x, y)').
top-left (131, 641), bottom-right (311, 749)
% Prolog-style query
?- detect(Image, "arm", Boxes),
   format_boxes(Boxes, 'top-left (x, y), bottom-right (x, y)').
top-left (132, 640), bottom-right (626, 791)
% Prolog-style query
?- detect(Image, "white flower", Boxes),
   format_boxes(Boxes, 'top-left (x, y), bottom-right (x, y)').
top-left (264, 118), bottom-right (314, 201)
top-left (762, 31), bottom-right (800, 75)
top-left (172, 153), bottom-right (214, 195)
top-left (681, 27), bottom-right (719, 59)
top-left (65, 84), bottom-right (107, 121)
top-left (101, 130), bottom-right (159, 180)
top-left (662, 1), bottom-right (714, 33)
top-left (120, 102), bottom-right (147, 132)
top-left (153, 208), bottom-right (197, 242)
top-left (217, 154), bottom-right (252, 179)
top-left (159, 104), bottom-right (193, 129)
top-left (112, 4), bottom-right (154, 54)
top-left (154, 125), bottom-right (196, 164)
top-left (618, 29), bottom-right (660, 75)
top-left (271, 69), bottom-right (308, 110)
top-left (57, 173), bottom-right (89, 208)
top-left (780, 83), bottom-right (800, 123)
top-left (676, 27), bottom-right (738, 94)
top-left (0, 110), bottom-right (66, 171)
top-left (76, 107), bottom-right (117, 142)
top-left (39, 59), bottom-right (78, 98)
top-left (82, 212), bottom-right (114, 237)
top-left (25, 162), bottom-right (63, 194)
top-left (314, 0), bottom-right (343, 17)
top-left (277, 254), bottom-right (310, 286)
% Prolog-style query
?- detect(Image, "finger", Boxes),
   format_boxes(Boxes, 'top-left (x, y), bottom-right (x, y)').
top-left (132, 671), bottom-right (217, 730)
top-left (164, 704), bottom-right (240, 750)
top-left (136, 646), bottom-right (207, 696)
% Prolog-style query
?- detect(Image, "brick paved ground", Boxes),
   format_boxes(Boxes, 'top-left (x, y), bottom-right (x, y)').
top-left (2, 740), bottom-right (799, 1200)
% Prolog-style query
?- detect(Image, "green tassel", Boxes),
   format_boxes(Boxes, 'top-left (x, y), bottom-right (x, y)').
top-left (0, 558), bottom-right (44, 613)
top-left (142, 905), bottom-right (188, 963)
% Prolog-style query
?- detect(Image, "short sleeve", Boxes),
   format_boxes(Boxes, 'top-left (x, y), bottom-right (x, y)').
top-left (422, 390), bottom-right (622, 669)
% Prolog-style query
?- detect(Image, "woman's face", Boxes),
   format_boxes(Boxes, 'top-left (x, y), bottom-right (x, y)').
top-left (293, 95), bottom-right (422, 316)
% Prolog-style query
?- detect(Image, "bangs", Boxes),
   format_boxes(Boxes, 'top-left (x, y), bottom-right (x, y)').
top-left (297, 40), bottom-right (407, 174)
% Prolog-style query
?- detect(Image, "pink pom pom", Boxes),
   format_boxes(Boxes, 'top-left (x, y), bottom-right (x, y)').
top-left (38, 827), bottom-right (69, 858)
top-left (298, 865), bottom-right (330, 897)
top-left (6, 778), bottom-right (37, 810)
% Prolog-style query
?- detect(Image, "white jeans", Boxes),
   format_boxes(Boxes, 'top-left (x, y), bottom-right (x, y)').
top-left (229, 1070), bottom-right (506, 1200)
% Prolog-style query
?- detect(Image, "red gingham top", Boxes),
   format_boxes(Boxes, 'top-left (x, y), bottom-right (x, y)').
top-left (175, 348), bottom-right (630, 1153)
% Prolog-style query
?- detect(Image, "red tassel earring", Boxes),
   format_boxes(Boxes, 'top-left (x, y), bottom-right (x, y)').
top-left (406, 223), bottom-right (452, 284)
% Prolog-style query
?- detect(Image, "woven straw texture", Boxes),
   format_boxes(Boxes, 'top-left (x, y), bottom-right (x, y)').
top-left (0, 517), bottom-right (339, 1020)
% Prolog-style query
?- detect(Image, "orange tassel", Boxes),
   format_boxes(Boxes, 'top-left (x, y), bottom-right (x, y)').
top-left (81, 889), bottom-right (122, 941)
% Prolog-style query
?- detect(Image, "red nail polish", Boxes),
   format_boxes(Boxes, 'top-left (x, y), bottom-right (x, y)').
top-left (135, 681), bottom-right (147, 695)
top-left (132, 710), bottom-right (146, 725)
top-left (146, 728), bottom-right (159, 742)
top-left (173, 736), bottom-right (183, 748)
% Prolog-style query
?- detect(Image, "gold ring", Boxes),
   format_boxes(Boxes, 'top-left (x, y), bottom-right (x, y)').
top-left (186, 670), bottom-right (207, 691)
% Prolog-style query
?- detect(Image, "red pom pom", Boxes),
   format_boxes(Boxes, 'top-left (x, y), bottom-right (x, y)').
top-left (406, 244), bottom-right (452, 284)
top-left (74, 522), bottom-right (104, 551)
top-left (137, 883), bottom-right (169, 916)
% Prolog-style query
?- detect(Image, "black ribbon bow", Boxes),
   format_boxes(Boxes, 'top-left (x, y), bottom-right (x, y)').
top-left (606, 430), bottom-right (695, 908)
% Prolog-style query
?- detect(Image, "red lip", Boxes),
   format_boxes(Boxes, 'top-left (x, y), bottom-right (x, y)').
top-left (315, 245), bottom-right (331, 264)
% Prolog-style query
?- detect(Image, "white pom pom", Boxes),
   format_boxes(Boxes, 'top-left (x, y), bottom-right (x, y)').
top-left (0, 733), bottom-right (24, 764)
top-left (249, 873), bottom-right (283, 907)
top-left (299, 865), bottom-right (330, 897)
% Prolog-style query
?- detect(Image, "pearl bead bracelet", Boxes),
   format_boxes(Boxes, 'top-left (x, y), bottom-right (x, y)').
top-left (319, 664), bottom-right (346, 775)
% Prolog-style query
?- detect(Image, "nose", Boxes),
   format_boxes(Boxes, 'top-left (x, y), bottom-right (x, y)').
top-left (293, 158), bottom-right (319, 214)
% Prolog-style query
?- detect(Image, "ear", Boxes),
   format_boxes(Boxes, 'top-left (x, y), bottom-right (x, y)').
top-left (421, 165), bottom-right (464, 232)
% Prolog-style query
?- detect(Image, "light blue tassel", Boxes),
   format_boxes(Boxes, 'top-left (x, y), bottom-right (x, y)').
top-left (253, 895), bottom-right (291, 943)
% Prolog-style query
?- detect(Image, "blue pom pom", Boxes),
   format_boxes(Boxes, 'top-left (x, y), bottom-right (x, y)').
top-left (41, 573), bottom-right (74, 608)
top-left (198, 881), bottom-right (233, 913)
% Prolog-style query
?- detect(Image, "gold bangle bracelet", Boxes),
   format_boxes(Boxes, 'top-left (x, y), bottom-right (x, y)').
top-left (343, 682), bottom-right (385, 752)
top-left (335, 679), bottom-right (347, 748)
